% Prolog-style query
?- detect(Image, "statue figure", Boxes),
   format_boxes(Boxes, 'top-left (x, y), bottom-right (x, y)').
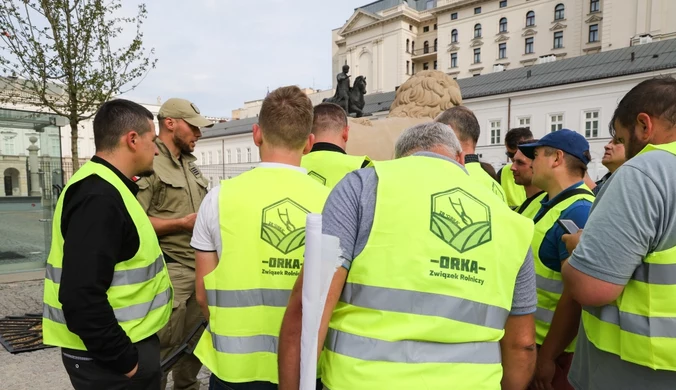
top-left (324, 65), bottom-right (368, 118)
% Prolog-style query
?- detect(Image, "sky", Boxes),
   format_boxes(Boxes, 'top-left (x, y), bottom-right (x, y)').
top-left (120, 0), bottom-right (368, 118)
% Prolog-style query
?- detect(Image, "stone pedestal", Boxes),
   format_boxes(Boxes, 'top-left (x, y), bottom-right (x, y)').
top-left (27, 136), bottom-right (41, 197)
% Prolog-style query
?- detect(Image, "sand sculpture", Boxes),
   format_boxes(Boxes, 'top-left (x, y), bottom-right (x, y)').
top-left (345, 70), bottom-right (464, 160)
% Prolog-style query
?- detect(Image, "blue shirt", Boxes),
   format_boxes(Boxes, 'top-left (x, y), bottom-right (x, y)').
top-left (534, 181), bottom-right (593, 272)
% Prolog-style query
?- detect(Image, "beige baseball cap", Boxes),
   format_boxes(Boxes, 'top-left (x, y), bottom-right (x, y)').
top-left (158, 98), bottom-right (213, 128)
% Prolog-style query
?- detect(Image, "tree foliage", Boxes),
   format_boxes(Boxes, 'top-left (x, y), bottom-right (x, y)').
top-left (0, 0), bottom-right (156, 170)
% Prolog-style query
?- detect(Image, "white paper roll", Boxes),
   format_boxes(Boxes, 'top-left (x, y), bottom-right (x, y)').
top-left (300, 213), bottom-right (323, 390)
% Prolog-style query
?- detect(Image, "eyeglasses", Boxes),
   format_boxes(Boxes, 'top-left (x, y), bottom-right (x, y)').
top-left (505, 151), bottom-right (516, 159)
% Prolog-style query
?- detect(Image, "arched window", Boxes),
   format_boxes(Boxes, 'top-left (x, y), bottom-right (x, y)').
top-left (526, 11), bottom-right (535, 27)
top-left (499, 17), bottom-right (507, 33)
top-left (451, 29), bottom-right (458, 43)
top-left (554, 4), bottom-right (564, 20)
top-left (474, 23), bottom-right (482, 38)
top-left (411, 41), bottom-right (415, 53)
top-left (434, 38), bottom-right (438, 51)
top-left (424, 40), bottom-right (429, 54)
top-left (406, 38), bottom-right (410, 52)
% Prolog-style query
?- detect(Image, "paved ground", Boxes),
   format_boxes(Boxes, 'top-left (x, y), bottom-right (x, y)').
top-left (0, 279), bottom-right (211, 389)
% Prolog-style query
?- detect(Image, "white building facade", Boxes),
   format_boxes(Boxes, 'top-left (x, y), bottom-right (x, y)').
top-left (332, 0), bottom-right (676, 91)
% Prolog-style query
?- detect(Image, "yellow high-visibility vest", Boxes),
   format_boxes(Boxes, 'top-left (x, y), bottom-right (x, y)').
top-left (42, 161), bottom-right (173, 350)
top-left (194, 167), bottom-right (329, 383)
top-left (301, 150), bottom-right (371, 188)
top-left (321, 156), bottom-right (534, 390)
top-left (500, 164), bottom-right (527, 209)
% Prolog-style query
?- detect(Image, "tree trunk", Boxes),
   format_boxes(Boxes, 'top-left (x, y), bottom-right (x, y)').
top-left (70, 119), bottom-right (80, 173)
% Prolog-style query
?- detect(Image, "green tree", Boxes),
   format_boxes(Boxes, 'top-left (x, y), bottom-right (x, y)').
top-left (0, 0), bottom-right (156, 171)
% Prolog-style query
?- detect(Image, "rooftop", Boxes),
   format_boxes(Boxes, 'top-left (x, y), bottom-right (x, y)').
top-left (201, 39), bottom-right (676, 140)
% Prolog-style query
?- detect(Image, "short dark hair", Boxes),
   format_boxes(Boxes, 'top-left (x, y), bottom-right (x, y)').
top-left (611, 76), bottom-right (676, 136)
top-left (505, 127), bottom-right (534, 150)
top-left (312, 102), bottom-right (347, 135)
top-left (259, 86), bottom-right (313, 149)
top-left (435, 106), bottom-right (480, 145)
top-left (93, 99), bottom-right (154, 152)
top-left (542, 146), bottom-right (589, 178)
top-left (517, 138), bottom-right (538, 146)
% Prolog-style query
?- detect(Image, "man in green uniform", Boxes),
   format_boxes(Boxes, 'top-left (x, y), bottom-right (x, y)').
top-left (301, 102), bottom-right (371, 188)
top-left (136, 98), bottom-right (214, 390)
top-left (435, 106), bottom-right (507, 203)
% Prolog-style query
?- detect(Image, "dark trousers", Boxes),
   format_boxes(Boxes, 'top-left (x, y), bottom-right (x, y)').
top-left (61, 334), bottom-right (161, 390)
top-left (209, 374), bottom-right (323, 390)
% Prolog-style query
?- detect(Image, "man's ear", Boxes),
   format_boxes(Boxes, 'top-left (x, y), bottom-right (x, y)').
top-left (342, 125), bottom-right (349, 143)
top-left (636, 113), bottom-right (655, 142)
top-left (553, 149), bottom-right (565, 167)
top-left (303, 133), bottom-right (316, 155)
top-left (456, 151), bottom-right (466, 166)
top-left (126, 131), bottom-right (139, 150)
top-left (252, 124), bottom-right (263, 147)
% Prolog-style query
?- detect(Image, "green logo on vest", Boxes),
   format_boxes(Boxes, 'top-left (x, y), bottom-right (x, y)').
top-left (307, 171), bottom-right (327, 185)
top-left (261, 198), bottom-right (310, 254)
top-left (430, 188), bottom-right (492, 253)
top-left (492, 182), bottom-right (505, 201)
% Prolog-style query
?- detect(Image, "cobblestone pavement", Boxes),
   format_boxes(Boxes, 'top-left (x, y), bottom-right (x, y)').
top-left (0, 279), bottom-right (210, 389)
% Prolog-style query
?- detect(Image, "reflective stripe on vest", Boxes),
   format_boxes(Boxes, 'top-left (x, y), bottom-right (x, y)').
top-left (582, 142), bottom-right (676, 371)
top-left (500, 164), bottom-right (527, 209)
top-left (516, 191), bottom-right (547, 220)
top-left (44, 286), bottom-right (172, 324)
top-left (464, 162), bottom-right (507, 204)
top-left (41, 161), bottom-right (173, 350)
top-left (325, 328), bottom-right (501, 364)
top-left (193, 167), bottom-right (329, 384)
top-left (321, 156), bottom-right (534, 390)
top-left (532, 184), bottom-right (594, 353)
top-left (45, 254), bottom-right (165, 286)
top-left (301, 150), bottom-right (371, 188)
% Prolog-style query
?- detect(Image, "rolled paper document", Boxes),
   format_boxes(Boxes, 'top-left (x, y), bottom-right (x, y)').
top-left (300, 213), bottom-right (342, 390)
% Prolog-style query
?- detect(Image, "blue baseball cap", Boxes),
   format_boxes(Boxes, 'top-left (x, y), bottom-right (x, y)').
top-left (518, 129), bottom-right (591, 164)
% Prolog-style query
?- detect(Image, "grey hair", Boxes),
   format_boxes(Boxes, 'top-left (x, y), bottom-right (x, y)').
top-left (394, 122), bottom-right (463, 158)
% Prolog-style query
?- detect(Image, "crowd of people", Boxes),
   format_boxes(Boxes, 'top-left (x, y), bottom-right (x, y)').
top-left (40, 75), bottom-right (676, 390)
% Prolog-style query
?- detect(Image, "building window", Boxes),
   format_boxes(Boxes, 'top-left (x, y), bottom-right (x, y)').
top-left (451, 12), bottom-right (458, 20)
top-left (585, 111), bottom-right (600, 138)
top-left (434, 60), bottom-right (438, 70)
top-left (226, 149), bottom-right (232, 163)
top-left (554, 3), bottom-right (565, 20)
top-left (246, 147), bottom-right (252, 162)
top-left (409, 24), bottom-right (413, 31)
top-left (518, 117), bottom-right (531, 128)
top-left (499, 17), bottom-right (507, 33)
top-left (499, 43), bottom-right (507, 59)
top-left (412, 63), bottom-right (416, 74)
top-left (490, 120), bottom-right (502, 145)
top-left (589, 24), bottom-right (599, 42)
top-left (450, 53), bottom-right (458, 67)
top-left (423, 26), bottom-right (430, 33)
top-left (4, 136), bottom-right (15, 155)
top-left (434, 38), bottom-right (438, 51)
top-left (434, 24), bottom-right (437, 30)
top-left (412, 41), bottom-right (415, 53)
top-left (217, 150), bottom-right (222, 164)
top-left (526, 11), bottom-right (535, 27)
top-left (77, 138), bottom-right (83, 156)
top-left (525, 37), bottom-right (534, 54)
top-left (51, 137), bottom-right (60, 156)
top-left (424, 40), bottom-right (429, 53)
top-left (200, 152), bottom-right (205, 165)
top-left (554, 31), bottom-right (563, 48)
top-left (406, 39), bottom-right (410, 52)
top-left (550, 114), bottom-right (564, 132)
top-left (423, 62), bottom-right (429, 70)
top-left (208, 151), bottom-right (213, 165)
top-left (474, 7), bottom-right (481, 14)
top-left (406, 60), bottom-right (410, 74)
top-left (473, 48), bottom-right (481, 63)
top-left (474, 24), bottom-right (482, 38)
top-left (590, 0), bottom-right (600, 13)
top-left (236, 148), bottom-right (242, 163)
top-left (500, 0), bottom-right (507, 8)
top-left (451, 29), bottom-right (458, 43)
top-left (426, 0), bottom-right (435, 10)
